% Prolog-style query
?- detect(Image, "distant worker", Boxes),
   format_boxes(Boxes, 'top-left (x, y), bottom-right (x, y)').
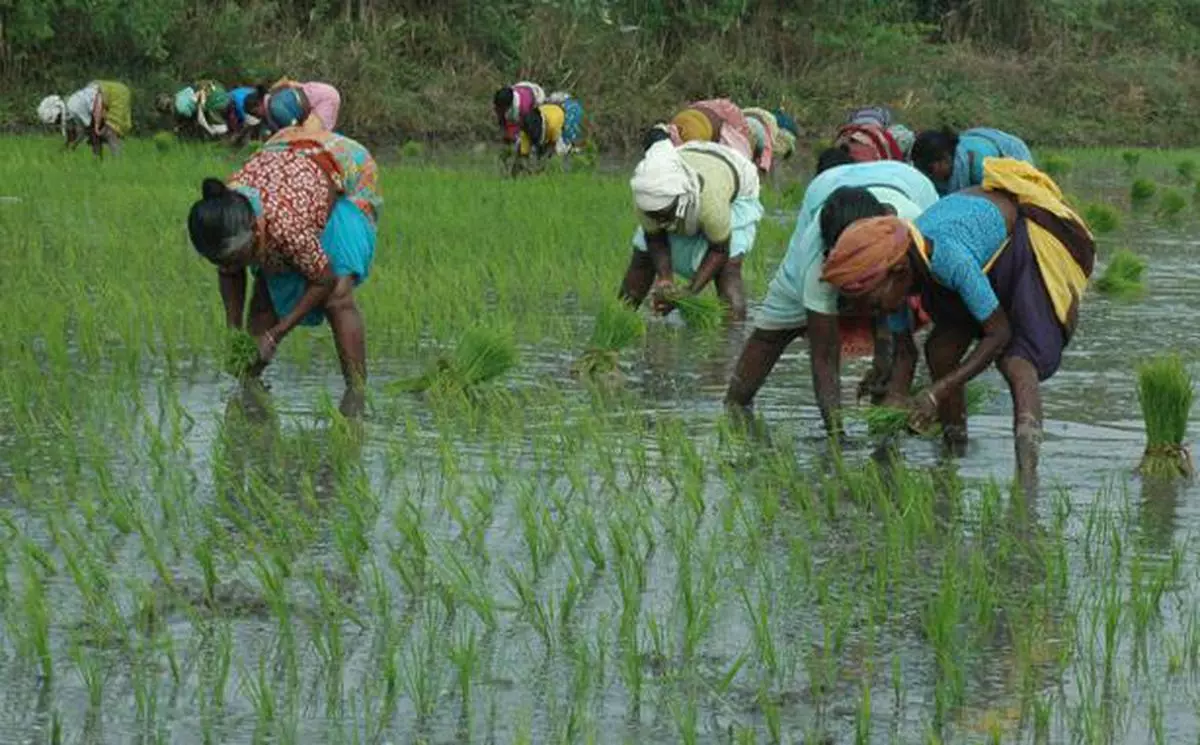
top-left (513, 92), bottom-right (585, 171)
top-left (494, 81), bottom-right (546, 144)
top-left (911, 126), bottom-right (1034, 195)
top-left (37, 80), bottom-right (132, 157)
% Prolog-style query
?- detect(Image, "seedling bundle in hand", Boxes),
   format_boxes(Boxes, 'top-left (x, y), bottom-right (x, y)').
top-left (655, 283), bottom-right (724, 330)
top-left (1137, 354), bottom-right (1194, 479)
top-left (395, 327), bottom-right (518, 398)
top-left (224, 329), bottom-right (259, 378)
top-left (573, 300), bottom-right (645, 380)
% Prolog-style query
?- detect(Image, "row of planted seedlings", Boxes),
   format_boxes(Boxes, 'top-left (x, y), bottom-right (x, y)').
top-left (1, 350), bottom-right (1197, 744)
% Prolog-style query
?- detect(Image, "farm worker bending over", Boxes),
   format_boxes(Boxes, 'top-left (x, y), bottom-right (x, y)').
top-left (494, 81), bottom-right (546, 143)
top-left (172, 81), bottom-right (234, 137)
top-left (37, 80), bottom-right (132, 157)
top-left (227, 86), bottom-right (266, 144)
top-left (620, 139), bottom-right (764, 321)
top-left (820, 158), bottom-right (1094, 490)
top-left (187, 128), bottom-right (382, 416)
top-left (832, 105), bottom-right (915, 164)
top-left (912, 127), bottom-right (1034, 195)
top-left (725, 160), bottom-right (940, 434)
top-left (663, 99), bottom-right (767, 173)
top-left (742, 107), bottom-right (797, 172)
top-left (259, 79), bottom-right (341, 133)
top-left (515, 93), bottom-right (585, 167)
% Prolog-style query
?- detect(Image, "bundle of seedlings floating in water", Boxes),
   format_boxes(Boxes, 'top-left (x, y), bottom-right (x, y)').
top-left (394, 327), bottom-right (518, 398)
top-left (1083, 202), bottom-right (1120, 234)
top-left (656, 284), bottom-right (725, 330)
top-left (1137, 354), bottom-right (1194, 479)
top-left (1040, 154), bottom-right (1072, 180)
top-left (1122, 151), bottom-right (1141, 173)
top-left (1157, 188), bottom-right (1188, 219)
top-left (573, 300), bottom-right (645, 381)
top-left (1131, 178), bottom-right (1157, 203)
top-left (223, 329), bottom-right (259, 378)
top-left (1095, 249), bottom-right (1146, 299)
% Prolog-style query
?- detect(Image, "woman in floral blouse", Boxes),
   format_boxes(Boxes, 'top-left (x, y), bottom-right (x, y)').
top-left (187, 127), bottom-right (381, 415)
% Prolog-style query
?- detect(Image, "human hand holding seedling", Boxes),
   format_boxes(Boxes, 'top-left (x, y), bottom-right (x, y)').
top-left (256, 330), bottom-right (280, 365)
top-left (651, 277), bottom-right (678, 315)
top-left (907, 388), bottom-right (939, 433)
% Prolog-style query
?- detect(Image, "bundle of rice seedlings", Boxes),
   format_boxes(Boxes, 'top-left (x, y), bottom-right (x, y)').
top-left (656, 284), bottom-right (725, 330)
top-left (965, 382), bottom-right (995, 414)
top-left (1137, 354), bottom-right (1194, 479)
top-left (1178, 159), bottom-right (1198, 182)
top-left (1157, 188), bottom-right (1187, 219)
top-left (862, 405), bottom-right (909, 436)
top-left (1040, 154), bottom-right (1072, 179)
top-left (1083, 202), bottom-right (1120, 234)
top-left (1122, 151), bottom-right (1141, 173)
top-left (395, 327), bottom-right (518, 397)
top-left (1094, 249), bottom-right (1146, 299)
top-left (573, 301), bottom-right (645, 379)
top-left (1131, 178), bottom-right (1157, 202)
top-left (224, 329), bottom-right (259, 377)
top-left (401, 140), bottom-right (426, 159)
top-left (153, 131), bottom-right (177, 152)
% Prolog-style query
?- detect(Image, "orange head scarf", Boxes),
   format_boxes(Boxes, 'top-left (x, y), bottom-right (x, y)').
top-left (821, 216), bottom-right (914, 297)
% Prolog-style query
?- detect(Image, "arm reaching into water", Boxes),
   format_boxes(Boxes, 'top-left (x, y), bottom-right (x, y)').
top-left (807, 310), bottom-right (843, 435)
top-left (687, 241), bottom-right (729, 297)
top-left (910, 309), bottom-right (1011, 428)
top-left (219, 268), bottom-right (248, 328)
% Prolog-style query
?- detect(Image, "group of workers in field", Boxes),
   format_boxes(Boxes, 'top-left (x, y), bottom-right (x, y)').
top-left (37, 74), bottom-right (1090, 488)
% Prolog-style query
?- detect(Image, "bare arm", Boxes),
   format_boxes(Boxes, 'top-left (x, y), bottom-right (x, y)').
top-left (218, 269), bottom-right (248, 328)
top-left (269, 270), bottom-right (337, 340)
top-left (646, 231), bottom-right (672, 283)
top-left (91, 93), bottom-right (104, 135)
top-left (688, 241), bottom-right (730, 296)
top-left (806, 311), bottom-right (843, 435)
top-left (884, 329), bottom-right (918, 403)
top-left (929, 309), bottom-right (1011, 400)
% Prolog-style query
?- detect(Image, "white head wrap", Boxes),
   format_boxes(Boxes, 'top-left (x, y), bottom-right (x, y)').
top-left (630, 140), bottom-right (702, 234)
top-left (37, 96), bottom-right (67, 137)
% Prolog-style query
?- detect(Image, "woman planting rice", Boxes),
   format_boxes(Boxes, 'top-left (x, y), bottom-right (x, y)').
top-left (663, 99), bottom-right (765, 171)
top-left (169, 81), bottom-right (234, 137)
top-left (724, 160), bottom-right (940, 433)
top-left (187, 128), bottom-right (382, 416)
top-left (620, 139), bottom-right (763, 321)
top-left (832, 105), bottom-right (916, 163)
top-left (259, 79), bottom-right (341, 133)
top-left (37, 80), bottom-right (132, 157)
top-left (912, 126), bottom-right (1034, 195)
top-left (494, 81), bottom-right (546, 144)
top-left (742, 107), bottom-right (797, 173)
top-left (226, 85), bottom-right (266, 143)
top-left (514, 94), bottom-right (585, 168)
top-left (821, 158), bottom-right (1094, 488)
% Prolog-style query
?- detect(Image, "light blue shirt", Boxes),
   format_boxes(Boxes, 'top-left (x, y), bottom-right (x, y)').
top-left (944, 127), bottom-right (1033, 194)
top-left (887, 193), bottom-right (1009, 331)
top-left (759, 162), bottom-right (939, 328)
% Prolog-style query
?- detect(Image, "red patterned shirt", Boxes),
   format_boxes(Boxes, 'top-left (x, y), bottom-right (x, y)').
top-left (229, 149), bottom-right (334, 281)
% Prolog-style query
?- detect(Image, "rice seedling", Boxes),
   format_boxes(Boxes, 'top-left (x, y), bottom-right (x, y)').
top-left (1122, 151), bottom-right (1141, 173)
top-left (1083, 202), bottom-right (1121, 234)
top-left (1095, 249), bottom-right (1146, 299)
top-left (1040, 154), bottom-right (1072, 179)
top-left (153, 131), bottom-right (176, 151)
top-left (1131, 178), bottom-right (1157, 202)
top-left (655, 283), bottom-right (725, 330)
top-left (1178, 159), bottom-right (1197, 182)
top-left (572, 299), bottom-right (645, 380)
top-left (1136, 354), bottom-right (1194, 479)
top-left (1156, 187), bottom-right (1188, 219)
top-left (393, 326), bottom-right (518, 397)
top-left (224, 328), bottom-right (259, 377)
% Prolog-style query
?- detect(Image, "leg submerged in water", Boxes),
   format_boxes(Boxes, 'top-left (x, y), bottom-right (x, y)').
top-left (998, 355), bottom-right (1042, 493)
top-left (325, 276), bottom-right (367, 417)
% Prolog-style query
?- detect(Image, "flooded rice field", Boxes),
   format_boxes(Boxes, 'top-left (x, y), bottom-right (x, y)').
top-left (0, 141), bottom-right (1198, 743)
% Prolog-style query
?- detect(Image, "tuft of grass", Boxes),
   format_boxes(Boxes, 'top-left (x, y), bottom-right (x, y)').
top-left (223, 329), bottom-right (259, 378)
top-left (1040, 155), bottom-right (1072, 180)
top-left (574, 301), bottom-right (645, 378)
top-left (153, 131), bottom-right (176, 152)
top-left (401, 140), bottom-right (426, 159)
top-left (1137, 354), bottom-right (1194, 479)
top-left (1122, 151), bottom-right (1141, 173)
top-left (1156, 188), bottom-right (1187, 219)
top-left (396, 327), bottom-right (518, 395)
top-left (1178, 159), bottom-right (1197, 182)
top-left (1131, 178), bottom-right (1157, 202)
top-left (1094, 249), bottom-right (1146, 299)
top-left (1083, 202), bottom-right (1121, 234)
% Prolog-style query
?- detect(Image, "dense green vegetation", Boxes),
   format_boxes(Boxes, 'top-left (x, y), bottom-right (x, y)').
top-left (5, 0), bottom-right (1200, 148)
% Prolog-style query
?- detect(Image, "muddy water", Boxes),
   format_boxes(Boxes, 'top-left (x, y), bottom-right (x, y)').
top-left (5, 165), bottom-right (1200, 744)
